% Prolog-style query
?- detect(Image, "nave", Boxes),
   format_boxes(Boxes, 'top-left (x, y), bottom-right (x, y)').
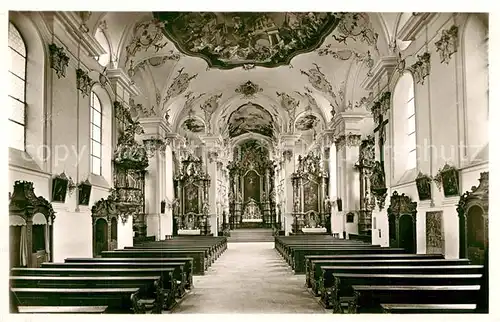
top-left (6, 11), bottom-right (490, 316)
top-left (173, 242), bottom-right (327, 313)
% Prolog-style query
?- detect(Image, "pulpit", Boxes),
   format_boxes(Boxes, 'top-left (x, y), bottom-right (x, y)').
top-left (9, 181), bottom-right (55, 268)
top-left (291, 153), bottom-right (329, 234)
top-left (173, 154), bottom-right (211, 235)
top-left (113, 101), bottom-right (148, 243)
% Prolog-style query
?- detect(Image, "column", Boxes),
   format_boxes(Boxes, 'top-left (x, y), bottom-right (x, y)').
top-left (199, 135), bottom-right (223, 236)
top-left (333, 112), bottom-right (369, 239)
top-left (140, 117), bottom-right (171, 241)
top-left (279, 134), bottom-right (301, 236)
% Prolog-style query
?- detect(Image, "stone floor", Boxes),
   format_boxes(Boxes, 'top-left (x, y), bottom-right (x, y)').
top-left (172, 242), bottom-right (328, 314)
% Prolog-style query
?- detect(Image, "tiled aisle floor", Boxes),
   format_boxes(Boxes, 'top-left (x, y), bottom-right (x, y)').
top-left (172, 242), bottom-right (328, 313)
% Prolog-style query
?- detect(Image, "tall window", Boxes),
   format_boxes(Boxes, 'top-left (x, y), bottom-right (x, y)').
top-left (90, 92), bottom-right (103, 175)
top-left (406, 82), bottom-right (416, 169)
top-left (8, 22), bottom-right (27, 151)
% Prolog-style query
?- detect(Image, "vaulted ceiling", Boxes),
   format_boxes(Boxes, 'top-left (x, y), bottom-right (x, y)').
top-left (86, 12), bottom-right (404, 144)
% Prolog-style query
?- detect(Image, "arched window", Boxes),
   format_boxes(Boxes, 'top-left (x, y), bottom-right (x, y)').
top-left (90, 91), bottom-right (103, 175)
top-left (463, 14), bottom-right (488, 163)
top-left (393, 72), bottom-right (417, 178)
top-left (406, 80), bottom-right (417, 170)
top-left (8, 22), bottom-right (27, 151)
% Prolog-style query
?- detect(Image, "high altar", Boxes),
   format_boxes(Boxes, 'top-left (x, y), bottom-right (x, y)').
top-left (228, 140), bottom-right (277, 229)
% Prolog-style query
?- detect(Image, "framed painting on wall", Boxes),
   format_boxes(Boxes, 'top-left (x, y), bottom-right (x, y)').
top-left (51, 174), bottom-right (69, 203)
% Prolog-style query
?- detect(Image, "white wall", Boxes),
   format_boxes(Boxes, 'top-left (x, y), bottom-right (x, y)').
top-left (370, 13), bottom-right (489, 257)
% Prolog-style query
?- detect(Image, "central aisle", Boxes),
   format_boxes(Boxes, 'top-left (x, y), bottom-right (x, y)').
top-left (173, 242), bottom-right (328, 313)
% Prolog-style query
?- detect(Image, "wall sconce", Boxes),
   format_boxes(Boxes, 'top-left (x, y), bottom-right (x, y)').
top-left (160, 200), bottom-right (166, 214)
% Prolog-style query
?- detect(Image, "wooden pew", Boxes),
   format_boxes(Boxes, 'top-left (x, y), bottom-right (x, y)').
top-left (292, 247), bottom-right (407, 274)
top-left (64, 257), bottom-right (194, 288)
top-left (138, 236), bottom-right (228, 260)
top-left (348, 285), bottom-right (480, 313)
top-left (124, 246), bottom-right (216, 265)
top-left (42, 261), bottom-right (190, 296)
top-left (319, 273), bottom-right (482, 310)
top-left (11, 267), bottom-right (177, 310)
top-left (380, 303), bottom-right (477, 314)
top-left (17, 306), bottom-right (109, 313)
top-left (10, 275), bottom-right (163, 313)
top-left (304, 253), bottom-right (444, 287)
top-left (101, 250), bottom-right (206, 275)
top-left (308, 257), bottom-right (470, 291)
top-left (11, 287), bottom-right (144, 313)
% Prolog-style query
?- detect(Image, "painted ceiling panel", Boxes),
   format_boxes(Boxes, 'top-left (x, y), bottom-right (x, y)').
top-left (153, 12), bottom-right (341, 69)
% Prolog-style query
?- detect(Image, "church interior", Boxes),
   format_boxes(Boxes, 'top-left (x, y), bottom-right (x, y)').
top-left (5, 11), bottom-right (490, 314)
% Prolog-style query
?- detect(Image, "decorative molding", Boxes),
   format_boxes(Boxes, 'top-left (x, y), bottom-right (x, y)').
top-left (300, 63), bottom-right (336, 99)
top-left (143, 137), bottom-right (167, 158)
top-left (128, 51), bottom-right (181, 77)
top-left (235, 80), bottom-right (263, 98)
top-left (48, 43), bottom-right (70, 78)
top-left (435, 25), bottom-right (459, 64)
top-left (242, 63), bottom-right (255, 71)
top-left (317, 45), bottom-right (374, 74)
top-left (125, 19), bottom-right (168, 64)
top-left (395, 52), bottom-right (406, 74)
top-left (346, 133), bottom-right (362, 147)
top-left (334, 135), bottom-right (346, 149)
top-left (200, 93), bottom-right (223, 132)
top-left (76, 68), bottom-right (96, 96)
top-left (163, 68), bottom-right (198, 104)
top-left (409, 52), bottom-right (431, 85)
top-left (332, 13), bottom-right (379, 51)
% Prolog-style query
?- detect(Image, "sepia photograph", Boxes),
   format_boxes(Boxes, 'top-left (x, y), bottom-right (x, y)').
top-left (2, 4), bottom-right (494, 318)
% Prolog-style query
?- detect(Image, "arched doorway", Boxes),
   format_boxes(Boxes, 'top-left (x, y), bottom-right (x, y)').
top-left (94, 218), bottom-right (108, 257)
top-left (387, 191), bottom-right (417, 253)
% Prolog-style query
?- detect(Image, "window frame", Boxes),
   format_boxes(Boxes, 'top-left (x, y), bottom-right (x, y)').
top-left (8, 21), bottom-right (27, 151)
top-left (90, 91), bottom-right (103, 176)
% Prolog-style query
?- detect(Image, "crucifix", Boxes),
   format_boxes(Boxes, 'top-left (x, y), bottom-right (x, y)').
top-left (374, 114), bottom-right (389, 166)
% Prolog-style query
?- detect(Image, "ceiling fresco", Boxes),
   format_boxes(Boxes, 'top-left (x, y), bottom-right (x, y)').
top-left (228, 102), bottom-right (275, 138)
top-left (295, 113), bottom-right (320, 131)
top-left (181, 117), bottom-right (205, 133)
top-left (152, 12), bottom-right (341, 69)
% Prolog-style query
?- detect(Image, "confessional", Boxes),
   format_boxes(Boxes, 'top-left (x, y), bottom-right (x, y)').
top-left (9, 181), bottom-right (55, 268)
